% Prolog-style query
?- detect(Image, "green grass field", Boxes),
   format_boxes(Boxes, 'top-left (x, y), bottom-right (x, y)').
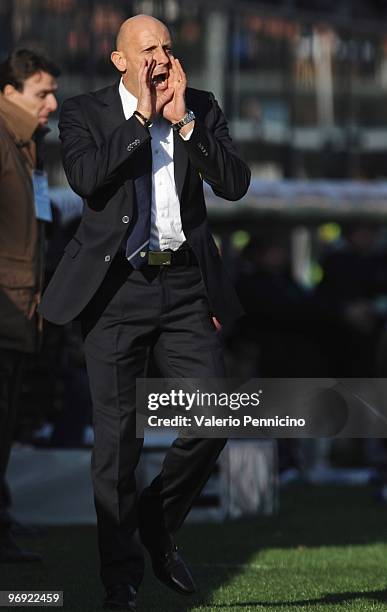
top-left (2, 485), bottom-right (387, 611)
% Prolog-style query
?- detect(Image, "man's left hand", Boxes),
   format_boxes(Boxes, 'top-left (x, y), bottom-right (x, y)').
top-left (161, 57), bottom-right (187, 124)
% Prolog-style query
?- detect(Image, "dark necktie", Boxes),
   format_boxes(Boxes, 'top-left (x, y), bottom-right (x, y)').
top-left (125, 171), bottom-right (152, 269)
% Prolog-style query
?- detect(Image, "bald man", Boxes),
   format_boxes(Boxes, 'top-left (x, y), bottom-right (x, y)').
top-left (40, 14), bottom-right (250, 610)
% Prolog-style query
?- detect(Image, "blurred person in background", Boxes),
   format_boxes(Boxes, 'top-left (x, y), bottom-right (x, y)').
top-left (39, 13), bottom-right (250, 611)
top-left (0, 49), bottom-right (59, 562)
top-left (316, 223), bottom-right (387, 376)
top-left (235, 232), bottom-right (328, 377)
top-left (234, 232), bottom-right (333, 481)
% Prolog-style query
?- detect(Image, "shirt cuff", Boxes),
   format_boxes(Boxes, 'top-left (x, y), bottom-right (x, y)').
top-left (179, 126), bottom-right (194, 141)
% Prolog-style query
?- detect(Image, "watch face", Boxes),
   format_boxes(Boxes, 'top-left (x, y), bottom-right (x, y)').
top-left (173, 110), bottom-right (195, 130)
top-left (183, 111), bottom-right (194, 125)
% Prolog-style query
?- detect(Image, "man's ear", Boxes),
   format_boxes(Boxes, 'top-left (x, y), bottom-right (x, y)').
top-left (111, 51), bottom-right (126, 72)
top-left (3, 84), bottom-right (18, 98)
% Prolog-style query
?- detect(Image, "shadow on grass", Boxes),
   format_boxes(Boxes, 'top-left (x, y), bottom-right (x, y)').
top-left (1, 485), bottom-right (387, 611)
top-left (197, 588), bottom-right (387, 608)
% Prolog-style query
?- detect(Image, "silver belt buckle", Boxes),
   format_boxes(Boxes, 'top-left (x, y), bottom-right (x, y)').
top-left (146, 251), bottom-right (171, 266)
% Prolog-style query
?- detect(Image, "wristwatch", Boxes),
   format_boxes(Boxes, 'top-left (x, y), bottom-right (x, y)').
top-left (171, 110), bottom-right (196, 132)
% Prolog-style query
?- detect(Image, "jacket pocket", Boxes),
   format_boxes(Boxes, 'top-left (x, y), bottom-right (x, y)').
top-left (64, 237), bottom-right (82, 259)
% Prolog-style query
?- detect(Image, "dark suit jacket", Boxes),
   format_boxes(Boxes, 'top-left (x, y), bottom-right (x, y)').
top-left (39, 82), bottom-right (251, 326)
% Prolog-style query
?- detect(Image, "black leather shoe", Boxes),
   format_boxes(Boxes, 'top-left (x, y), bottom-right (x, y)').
top-left (140, 531), bottom-right (196, 595)
top-left (103, 584), bottom-right (137, 610)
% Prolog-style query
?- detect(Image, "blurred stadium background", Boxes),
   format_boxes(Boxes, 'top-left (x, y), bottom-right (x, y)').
top-left (4, 0), bottom-right (387, 182)
top-left (4, 2), bottom-right (387, 610)
top-left (3, 0), bottom-right (387, 541)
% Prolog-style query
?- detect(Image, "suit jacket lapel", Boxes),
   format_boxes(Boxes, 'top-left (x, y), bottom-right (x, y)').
top-left (92, 80), bottom-right (126, 134)
top-left (173, 130), bottom-right (188, 201)
top-left (93, 82), bottom-right (189, 202)
top-left (92, 81), bottom-right (138, 202)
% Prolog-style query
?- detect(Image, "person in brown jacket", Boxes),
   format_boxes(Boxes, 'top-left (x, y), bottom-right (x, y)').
top-left (0, 49), bottom-right (59, 562)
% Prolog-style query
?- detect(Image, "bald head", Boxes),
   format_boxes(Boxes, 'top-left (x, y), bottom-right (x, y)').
top-left (111, 14), bottom-right (173, 97)
top-left (116, 15), bottom-right (169, 50)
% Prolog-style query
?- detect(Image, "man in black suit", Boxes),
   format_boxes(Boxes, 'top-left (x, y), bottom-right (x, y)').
top-left (40, 14), bottom-right (250, 610)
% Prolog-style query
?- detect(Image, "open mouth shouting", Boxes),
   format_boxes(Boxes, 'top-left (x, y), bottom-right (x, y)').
top-left (151, 71), bottom-right (169, 91)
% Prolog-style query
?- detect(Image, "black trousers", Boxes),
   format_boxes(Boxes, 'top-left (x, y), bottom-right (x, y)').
top-left (81, 256), bottom-right (227, 588)
top-left (0, 349), bottom-right (24, 530)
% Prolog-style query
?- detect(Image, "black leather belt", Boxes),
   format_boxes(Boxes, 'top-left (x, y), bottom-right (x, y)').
top-left (143, 248), bottom-right (198, 267)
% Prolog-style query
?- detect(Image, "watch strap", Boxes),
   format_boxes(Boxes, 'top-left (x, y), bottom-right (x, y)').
top-left (133, 110), bottom-right (153, 129)
top-left (171, 110), bottom-right (196, 132)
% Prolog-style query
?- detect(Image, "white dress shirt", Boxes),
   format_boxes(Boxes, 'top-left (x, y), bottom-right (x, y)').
top-left (119, 78), bottom-right (188, 251)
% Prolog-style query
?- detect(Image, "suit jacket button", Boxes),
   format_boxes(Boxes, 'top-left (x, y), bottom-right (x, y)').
top-left (122, 215), bottom-right (130, 223)
top-left (127, 144), bottom-right (132, 151)
top-left (104, 255), bottom-right (111, 262)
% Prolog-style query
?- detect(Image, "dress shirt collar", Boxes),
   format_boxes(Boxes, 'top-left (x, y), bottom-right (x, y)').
top-left (118, 78), bottom-right (138, 119)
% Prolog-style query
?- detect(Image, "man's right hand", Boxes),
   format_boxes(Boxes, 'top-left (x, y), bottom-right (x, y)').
top-left (135, 58), bottom-right (173, 122)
